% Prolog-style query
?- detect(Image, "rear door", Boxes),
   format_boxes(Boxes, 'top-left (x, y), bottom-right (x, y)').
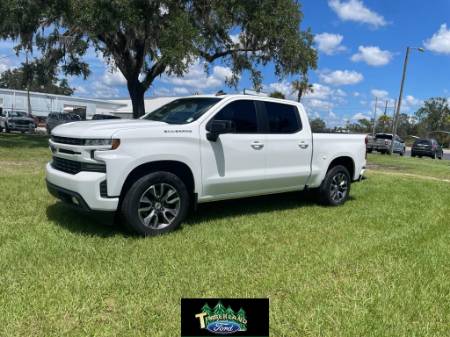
top-left (260, 101), bottom-right (312, 191)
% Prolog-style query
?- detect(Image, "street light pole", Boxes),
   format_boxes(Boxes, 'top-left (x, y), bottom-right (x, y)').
top-left (390, 46), bottom-right (424, 154)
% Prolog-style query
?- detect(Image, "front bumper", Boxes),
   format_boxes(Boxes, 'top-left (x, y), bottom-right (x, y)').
top-left (9, 124), bottom-right (35, 132)
top-left (45, 163), bottom-right (118, 211)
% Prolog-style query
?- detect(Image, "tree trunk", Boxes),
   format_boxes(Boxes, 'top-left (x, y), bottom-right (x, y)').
top-left (298, 88), bottom-right (303, 102)
top-left (127, 79), bottom-right (146, 119)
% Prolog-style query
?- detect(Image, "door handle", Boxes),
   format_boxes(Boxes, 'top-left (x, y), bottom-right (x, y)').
top-left (298, 142), bottom-right (309, 149)
top-left (251, 141), bottom-right (264, 150)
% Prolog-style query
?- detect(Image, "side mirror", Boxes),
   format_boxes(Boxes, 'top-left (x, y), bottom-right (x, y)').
top-left (207, 120), bottom-right (235, 142)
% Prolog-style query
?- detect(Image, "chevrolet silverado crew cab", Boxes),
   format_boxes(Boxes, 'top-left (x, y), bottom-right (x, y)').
top-left (46, 95), bottom-right (366, 236)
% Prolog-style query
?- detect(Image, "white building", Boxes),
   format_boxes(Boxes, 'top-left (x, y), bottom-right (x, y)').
top-left (110, 97), bottom-right (179, 118)
top-left (0, 88), bottom-right (125, 119)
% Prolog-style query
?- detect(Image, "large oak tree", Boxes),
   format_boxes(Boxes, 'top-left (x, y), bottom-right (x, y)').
top-left (1, 0), bottom-right (317, 118)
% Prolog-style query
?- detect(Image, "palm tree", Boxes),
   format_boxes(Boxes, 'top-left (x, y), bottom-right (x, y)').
top-left (291, 73), bottom-right (313, 102)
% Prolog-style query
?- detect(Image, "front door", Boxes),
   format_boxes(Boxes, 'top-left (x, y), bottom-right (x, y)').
top-left (199, 99), bottom-right (267, 198)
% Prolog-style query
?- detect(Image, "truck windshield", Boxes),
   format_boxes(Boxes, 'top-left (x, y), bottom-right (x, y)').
top-left (143, 98), bottom-right (221, 124)
top-left (9, 111), bottom-right (27, 117)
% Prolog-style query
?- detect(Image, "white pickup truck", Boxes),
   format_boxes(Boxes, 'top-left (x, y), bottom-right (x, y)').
top-left (46, 95), bottom-right (366, 236)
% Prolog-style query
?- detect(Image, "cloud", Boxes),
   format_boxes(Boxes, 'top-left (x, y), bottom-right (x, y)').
top-left (314, 33), bottom-right (346, 55)
top-left (328, 0), bottom-right (387, 28)
top-left (351, 46), bottom-right (393, 66)
top-left (352, 112), bottom-right (370, 120)
top-left (371, 89), bottom-right (389, 99)
top-left (102, 70), bottom-right (127, 86)
top-left (162, 61), bottom-right (233, 92)
top-left (319, 70), bottom-right (363, 86)
top-left (0, 55), bottom-right (15, 74)
top-left (424, 24), bottom-right (450, 54)
top-left (403, 95), bottom-right (422, 108)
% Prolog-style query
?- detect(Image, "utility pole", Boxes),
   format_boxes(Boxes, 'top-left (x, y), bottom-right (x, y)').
top-left (371, 96), bottom-right (378, 137)
top-left (390, 47), bottom-right (424, 154)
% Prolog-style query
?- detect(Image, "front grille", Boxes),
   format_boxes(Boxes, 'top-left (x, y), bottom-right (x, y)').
top-left (51, 157), bottom-right (106, 175)
top-left (51, 136), bottom-right (85, 145)
top-left (15, 120), bottom-right (33, 126)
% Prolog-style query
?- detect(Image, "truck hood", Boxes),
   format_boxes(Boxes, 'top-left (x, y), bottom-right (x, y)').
top-left (52, 119), bottom-right (168, 138)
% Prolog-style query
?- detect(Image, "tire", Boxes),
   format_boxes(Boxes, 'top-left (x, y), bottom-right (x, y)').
top-left (432, 152), bottom-right (437, 159)
top-left (120, 171), bottom-right (190, 236)
top-left (367, 149), bottom-right (373, 153)
top-left (400, 148), bottom-right (405, 156)
top-left (438, 152), bottom-right (443, 160)
top-left (411, 153), bottom-right (416, 157)
top-left (318, 165), bottom-right (351, 206)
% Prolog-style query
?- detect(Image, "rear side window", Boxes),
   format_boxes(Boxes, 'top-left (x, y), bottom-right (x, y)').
top-left (264, 102), bottom-right (301, 133)
top-left (212, 100), bottom-right (258, 133)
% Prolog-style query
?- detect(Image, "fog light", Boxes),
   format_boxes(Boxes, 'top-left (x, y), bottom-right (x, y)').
top-left (71, 196), bottom-right (79, 205)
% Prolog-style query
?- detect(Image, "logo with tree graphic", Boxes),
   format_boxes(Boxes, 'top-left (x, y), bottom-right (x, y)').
top-left (195, 301), bottom-right (247, 335)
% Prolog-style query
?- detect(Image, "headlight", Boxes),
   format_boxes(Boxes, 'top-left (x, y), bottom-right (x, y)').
top-left (84, 138), bottom-right (120, 150)
top-left (84, 139), bottom-right (112, 146)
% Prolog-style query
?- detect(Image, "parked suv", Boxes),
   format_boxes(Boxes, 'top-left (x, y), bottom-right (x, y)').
top-left (411, 138), bottom-right (443, 159)
top-left (372, 133), bottom-right (405, 155)
top-left (46, 112), bottom-right (81, 134)
top-left (0, 110), bottom-right (36, 133)
top-left (46, 95), bottom-right (366, 236)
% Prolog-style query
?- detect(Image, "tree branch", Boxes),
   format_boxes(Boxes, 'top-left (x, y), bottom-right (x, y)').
top-left (198, 47), bottom-right (263, 62)
top-left (141, 60), bottom-right (167, 90)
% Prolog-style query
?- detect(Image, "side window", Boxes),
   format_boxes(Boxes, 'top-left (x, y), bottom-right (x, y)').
top-left (264, 102), bottom-right (301, 133)
top-left (211, 100), bottom-right (258, 133)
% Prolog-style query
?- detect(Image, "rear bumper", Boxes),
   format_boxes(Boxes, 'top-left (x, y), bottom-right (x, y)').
top-left (411, 149), bottom-right (433, 156)
top-left (45, 163), bottom-right (118, 211)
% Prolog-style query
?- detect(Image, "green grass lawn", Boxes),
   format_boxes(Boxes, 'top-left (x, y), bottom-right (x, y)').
top-left (1, 133), bottom-right (449, 337)
top-left (367, 153), bottom-right (450, 180)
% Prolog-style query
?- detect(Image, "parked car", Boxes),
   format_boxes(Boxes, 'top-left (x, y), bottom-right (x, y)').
top-left (46, 95), bottom-right (367, 236)
top-left (371, 133), bottom-right (405, 155)
top-left (0, 110), bottom-right (36, 133)
top-left (411, 138), bottom-right (444, 159)
top-left (46, 112), bottom-right (81, 135)
top-left (92, 114), bottom-right (121, 120)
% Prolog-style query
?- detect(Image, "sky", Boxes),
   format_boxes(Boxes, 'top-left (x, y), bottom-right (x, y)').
top-left (1, 0), bottom-right (450, 126)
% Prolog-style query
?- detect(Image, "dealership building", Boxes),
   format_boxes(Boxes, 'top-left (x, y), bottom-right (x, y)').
top-left (0, 88), bottom-right (126, 119)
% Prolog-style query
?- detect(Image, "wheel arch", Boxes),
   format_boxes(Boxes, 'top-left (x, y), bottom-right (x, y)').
top-left (326, 156), bottom-right (355, 180)
top-left (120, 160), bottom-right (196, 200)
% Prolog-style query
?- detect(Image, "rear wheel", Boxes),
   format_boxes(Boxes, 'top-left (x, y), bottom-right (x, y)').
top-left (120, 171), bottom-right (190, 236)
top-left (432, 152), bottom-right (437, 159)
top-left (318, 165), bottom-right (351, 206)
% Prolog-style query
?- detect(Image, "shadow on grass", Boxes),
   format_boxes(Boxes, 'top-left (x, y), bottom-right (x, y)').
top-left (47, 190), bottom-right (348, 236)
top-left (0, 132), bottom-right (49, 149)
top-left (186, 190), bottom-right (319, 225)
top-left (46, 203), bottom-right (127, 237)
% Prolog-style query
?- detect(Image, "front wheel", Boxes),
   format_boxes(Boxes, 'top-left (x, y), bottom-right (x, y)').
top-left (120, 171), bottom-right (190, 236)
top-left (318, 165), bottom-right (351, 206)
